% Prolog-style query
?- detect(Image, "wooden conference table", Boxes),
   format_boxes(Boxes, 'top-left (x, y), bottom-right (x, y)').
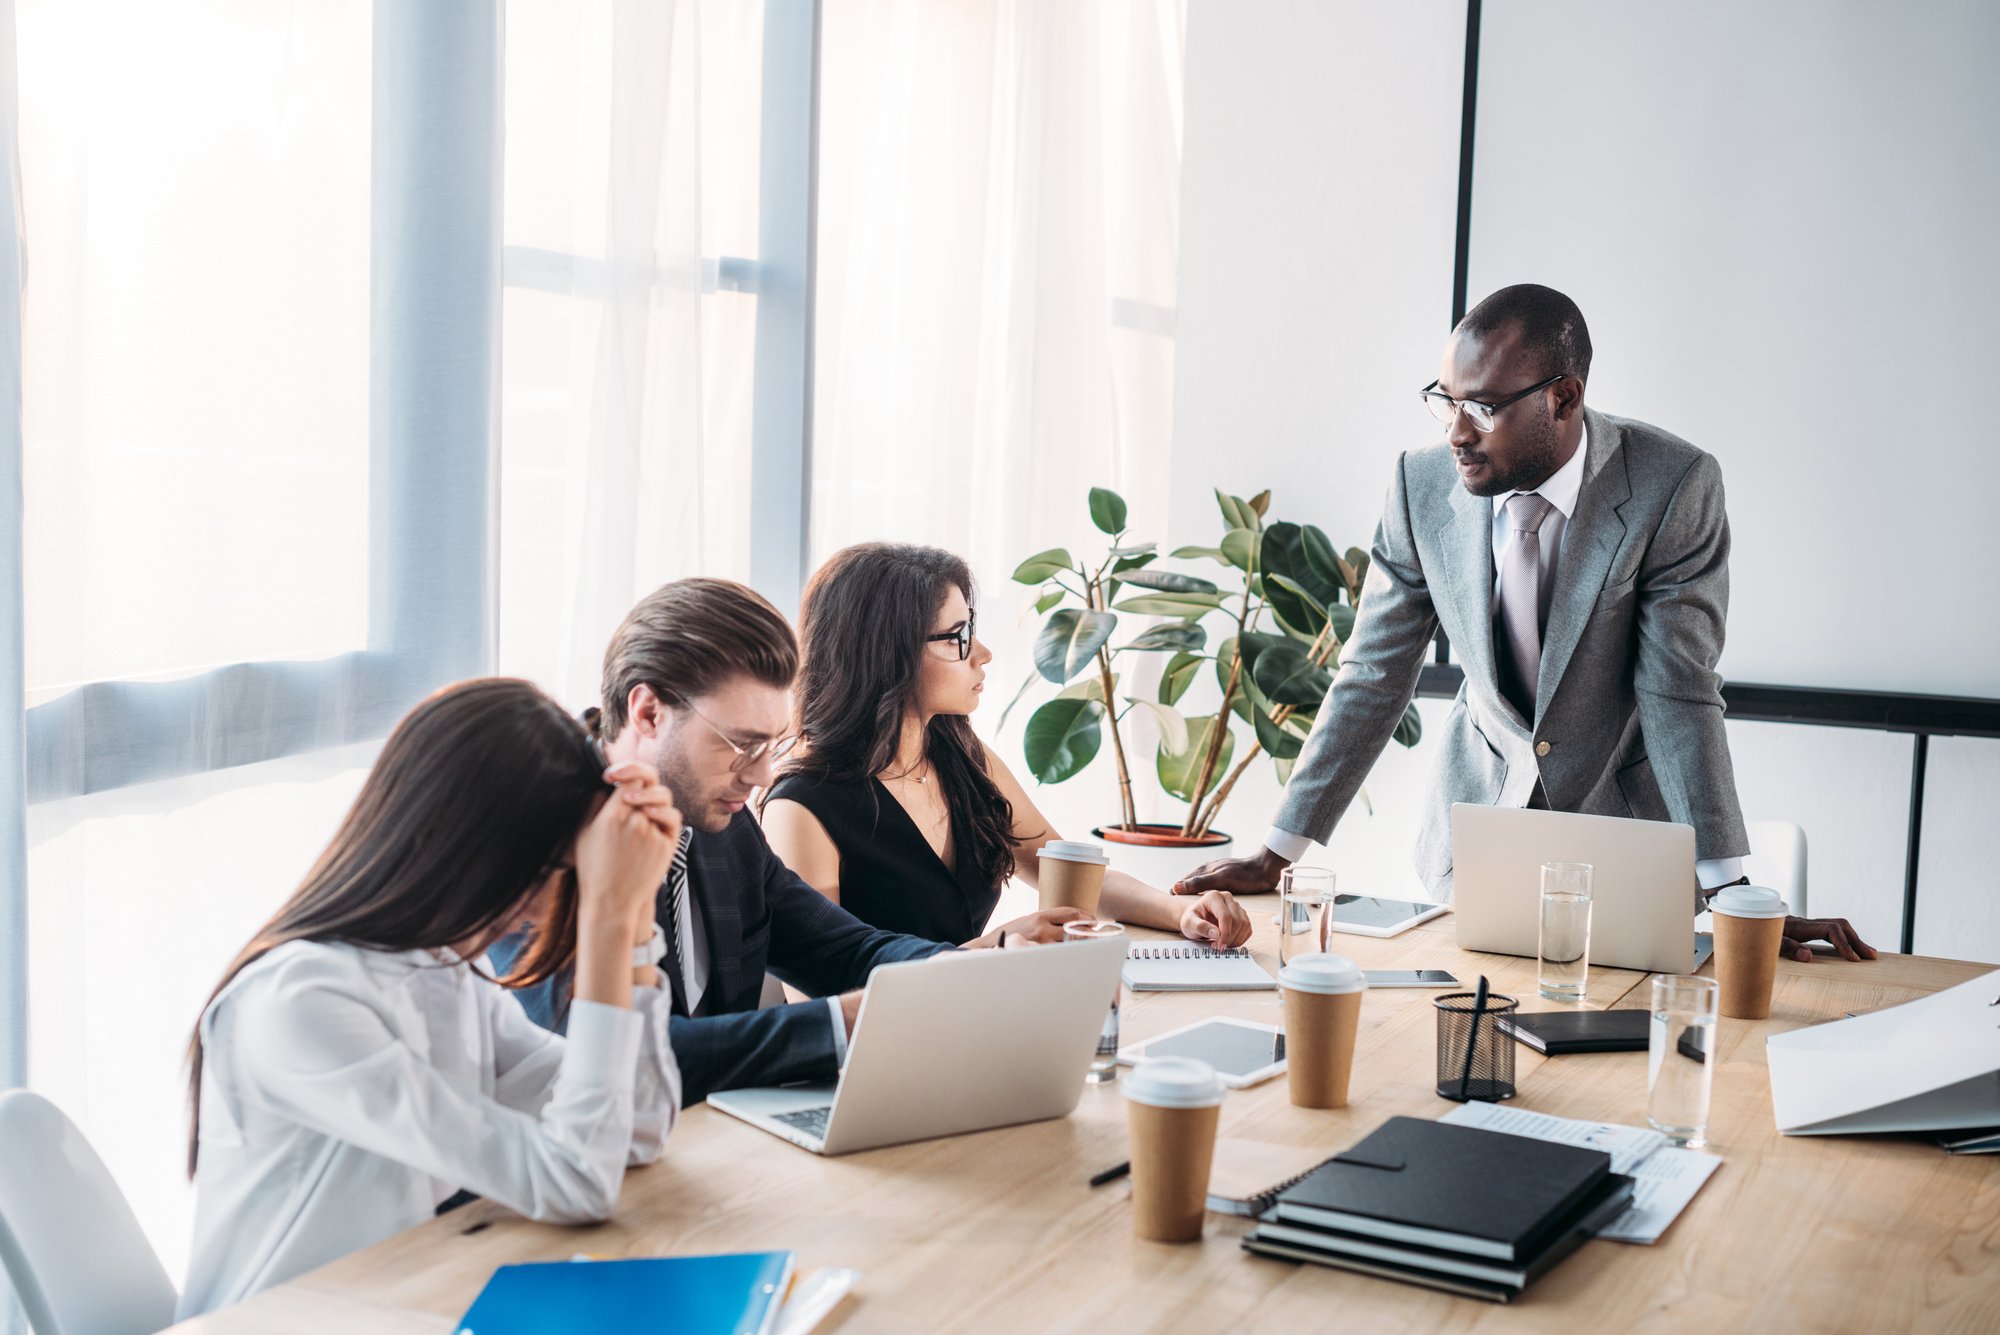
top-left (169, 914), bottom-right (1998, 1334)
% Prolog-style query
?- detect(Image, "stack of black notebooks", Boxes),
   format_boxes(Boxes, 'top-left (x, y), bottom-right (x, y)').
top-left (1242, 1116), bottom-right (1635, 1302)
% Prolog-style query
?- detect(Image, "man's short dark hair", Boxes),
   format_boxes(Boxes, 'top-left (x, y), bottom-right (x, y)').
top-left (1457, 283), bottom-right (1592, 384)
top-left (592, 578), bottom-right (798, 742)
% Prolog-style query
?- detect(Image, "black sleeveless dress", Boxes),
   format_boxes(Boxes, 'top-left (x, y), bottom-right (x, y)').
top-left (766, 772), bottom-right (1001, 944)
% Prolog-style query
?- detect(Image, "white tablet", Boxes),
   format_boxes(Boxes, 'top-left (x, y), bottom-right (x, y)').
top-left (1324, 893), bottom-right (1450, 939)
top-left (1116, 1016), bottom-right (1286, 1088)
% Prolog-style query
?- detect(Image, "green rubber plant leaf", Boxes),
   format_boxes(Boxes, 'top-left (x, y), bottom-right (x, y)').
top-left (1089, 486), bottom-right (1129, 535)
top-left (1033, 587), bottom-right (1066, 615)
top-left (1105, 550), bottom-right (1158, 603)
top-left (1250, 640), bottom-right (1334, 707)
top-left (1023, 697), bottom-right (1105, 783)
top-left (1169, 544), bottom-right (1231, 565)
top-left (1114, 569), bottom-right (1219, 595)
top-left (1123, 697), bottom-right (1190, 755)
top-left (1300, 524), bottom-right (1344, 598)
top-left (1220, 526), bottom-right (1259, 573)
top-left (1123, 623), bottom-right (1207, 653)
top-left (1013, 547), bottom-right (1075, 584)
top-left (1392, 700), bottom-right (1424, 748)
top-left (1113, 591), bottom-right (1225, 618)
top-left (1057, 673), bottom-right (1115, 702)
top-left (1159, 651), bottom-right (1204, 705)
top-left (1033, 608), bottom-right (1117, 683)
top-left (995, 668), bottom-right (1041, 732)
top-left (1157, 712), bottom-right (1237, 803)
top-left (1261, 522), bottom-right (1343, 608)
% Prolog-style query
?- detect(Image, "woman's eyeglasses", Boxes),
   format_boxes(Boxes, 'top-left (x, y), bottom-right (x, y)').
top-left (924, 615), bottom-right (977, 662)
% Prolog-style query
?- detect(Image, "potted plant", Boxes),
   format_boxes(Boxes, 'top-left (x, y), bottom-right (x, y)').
top-left (1005, 486), bottom-right (1422, 886)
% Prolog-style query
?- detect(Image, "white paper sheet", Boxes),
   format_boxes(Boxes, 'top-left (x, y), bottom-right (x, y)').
top-left (1439, 1103), bottom-right (1721, 1244)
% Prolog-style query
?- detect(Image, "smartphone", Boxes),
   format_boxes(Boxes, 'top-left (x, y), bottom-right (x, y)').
top-left (1363, 969), bottom-right (1460, 988)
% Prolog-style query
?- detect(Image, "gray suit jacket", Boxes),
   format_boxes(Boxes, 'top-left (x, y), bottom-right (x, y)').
top-left (1274, 407), bottom-right (1748, 896)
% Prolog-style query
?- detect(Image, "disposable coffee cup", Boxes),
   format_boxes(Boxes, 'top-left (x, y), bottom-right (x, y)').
top-left (1038, 840), bottom-right (1109, 916)
top-left (1278, 953), bottom-right (1368, 1109)
top-left (1710, 885), bottom-right (1788, 1020)
top-left (1123, 1057), bottom-right (1225, 1242)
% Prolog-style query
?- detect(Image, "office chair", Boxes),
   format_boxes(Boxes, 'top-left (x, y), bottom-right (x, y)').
top-left (0, 1090), bottom-right (178, 1335)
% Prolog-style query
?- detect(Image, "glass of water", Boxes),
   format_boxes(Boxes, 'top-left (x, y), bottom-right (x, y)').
top-left (1648, 974), bottom-right (1719, 1147)
top-left (1277, 866), bottom-right (1337, 970)
top-left (1064, 920), bottom-right (1126, 1083)
top-left (1537, 861), bottom-right (1593, 1001)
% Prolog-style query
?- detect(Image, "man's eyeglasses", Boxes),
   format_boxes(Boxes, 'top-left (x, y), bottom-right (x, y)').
top-left (670, 696), bottom-right (799, 772)
top-left (1420, 373), bottom-right (1565, 433)
top-left (924, 615), bottom-right (977, 662)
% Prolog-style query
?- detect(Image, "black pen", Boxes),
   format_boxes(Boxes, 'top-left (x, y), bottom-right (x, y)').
top-left (1088, 1161), bottom-right (1131, 1188)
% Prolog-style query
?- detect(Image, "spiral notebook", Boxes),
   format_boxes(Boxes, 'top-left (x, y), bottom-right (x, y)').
top-left (1122, 943), bottom-right (1276, 991)
top-left (1204, 1138), bottom-right (1343, 1215)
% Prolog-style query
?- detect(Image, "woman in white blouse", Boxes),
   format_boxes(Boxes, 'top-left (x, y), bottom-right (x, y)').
top-left (179, 678), bottom-right (684, 1317)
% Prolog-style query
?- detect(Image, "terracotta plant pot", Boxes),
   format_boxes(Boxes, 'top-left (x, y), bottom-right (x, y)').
top-left (1093, 824), bottom-right (1235, 891)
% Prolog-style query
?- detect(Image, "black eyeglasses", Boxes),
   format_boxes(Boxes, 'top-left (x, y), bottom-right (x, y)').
top-left (669, 696), bottom-right (799, 772)
top-left (924, 614), bottom-right (977, 661)
top-left (1420, 373), bottom-right (1565, 433)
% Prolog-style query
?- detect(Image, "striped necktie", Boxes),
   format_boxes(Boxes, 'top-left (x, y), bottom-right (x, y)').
top-left (661, 833), bottom-right (696, 1017)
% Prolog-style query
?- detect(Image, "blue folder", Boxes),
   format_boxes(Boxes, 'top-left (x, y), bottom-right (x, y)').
top-left (454, 1252), bottom-right (795, 1335)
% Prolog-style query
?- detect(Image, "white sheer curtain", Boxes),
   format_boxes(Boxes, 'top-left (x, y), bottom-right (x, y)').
top-left (12, 0), bottom-right (384, 1293)
top-left (3, 1), bottom-right (763, 1299)
top-left (498, 0), bottom-right (764, 705)
top-left (812, 0), bottom-right (1187, 859)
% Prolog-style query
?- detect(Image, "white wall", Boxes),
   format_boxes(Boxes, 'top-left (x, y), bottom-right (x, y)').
top-left (1171, 0), bottom-right (1999, 960)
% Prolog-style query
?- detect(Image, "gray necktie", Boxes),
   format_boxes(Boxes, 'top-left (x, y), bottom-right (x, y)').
top-left (1495, 492), bottom-right (1554, 719)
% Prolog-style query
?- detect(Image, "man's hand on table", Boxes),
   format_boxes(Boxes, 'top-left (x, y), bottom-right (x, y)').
top-left (1780, 915), bottom-right (1877, 963)
top-left (1172, 846), bottom-right (1290, 897)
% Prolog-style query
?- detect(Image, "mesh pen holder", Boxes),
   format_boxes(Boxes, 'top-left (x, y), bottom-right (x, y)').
top-left (1433, 991), bottom-right (1519, 1102)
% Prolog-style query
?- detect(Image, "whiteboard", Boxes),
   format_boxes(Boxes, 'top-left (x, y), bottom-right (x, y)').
top-left (1468, 1), bottom-right (2000, 697)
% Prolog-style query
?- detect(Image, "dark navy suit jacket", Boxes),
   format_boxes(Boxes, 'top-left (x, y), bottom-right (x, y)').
top-left (493, 809), bottom-right (952, 1106)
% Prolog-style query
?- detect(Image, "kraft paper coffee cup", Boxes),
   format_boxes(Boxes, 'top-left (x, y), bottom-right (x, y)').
top-left (1278, 953), bottom-right (1367, 1109)
top-left (1038, 840), bottom-right (1109, 916)
top-left (1710, 885), bottom-right (1788, 1020)
top-left (1123, 1057), bottom-right (1225, 1242)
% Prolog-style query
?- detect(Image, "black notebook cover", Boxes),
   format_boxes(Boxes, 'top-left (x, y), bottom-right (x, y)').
top-left (1497, 1008), bottom-right (1650, 1054)
top-left (1248, 1172), bottom-right (1636, 1294)
top-left (1269, 1117), bottom-right (1612, 1262)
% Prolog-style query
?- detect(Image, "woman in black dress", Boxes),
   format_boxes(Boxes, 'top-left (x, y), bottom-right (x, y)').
top-left (763, 543), bottom-right (1250, 948)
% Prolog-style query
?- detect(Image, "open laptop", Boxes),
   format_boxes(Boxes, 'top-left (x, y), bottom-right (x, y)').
top-left (1451, 804), bottom-right (1714, 974)
top-left (707, 933), bottom-right (1129, 1155)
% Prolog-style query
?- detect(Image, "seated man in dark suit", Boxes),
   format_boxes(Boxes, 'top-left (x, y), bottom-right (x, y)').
top-left (494, 577), bottom-right (1078, 1106)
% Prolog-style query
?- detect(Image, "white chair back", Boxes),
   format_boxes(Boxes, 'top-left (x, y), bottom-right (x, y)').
top-left (0, 1090), bottom-right (177, 1335)
top-left (1743, 820), bottom-right (1809, 919)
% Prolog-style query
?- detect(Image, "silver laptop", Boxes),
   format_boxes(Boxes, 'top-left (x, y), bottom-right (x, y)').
top-left (1451, 804), bottom-right (1714, 975)
top-left (707, 933), bottom-right (1129, 1155)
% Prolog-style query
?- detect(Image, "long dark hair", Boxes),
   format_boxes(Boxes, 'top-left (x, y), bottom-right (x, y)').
top-left (185, 678), bottom-right (608, 1176)
top-left (784, 543), bottom-right (1018, 888)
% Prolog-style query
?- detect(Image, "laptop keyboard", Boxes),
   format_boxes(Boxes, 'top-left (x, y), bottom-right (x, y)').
top-left (774, 1105), bottom-right (832, 1139)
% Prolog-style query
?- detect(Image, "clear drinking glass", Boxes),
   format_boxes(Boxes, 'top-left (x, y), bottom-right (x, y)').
top-left (1537, 861), bottom-right (1594, 1001)
top-left (1277, 866), bottom-right (1337, 970)
top-left (1648, 975), bottom-right (1719, 1147)
top-left (1064, 920), bottom-right (1127, 1083)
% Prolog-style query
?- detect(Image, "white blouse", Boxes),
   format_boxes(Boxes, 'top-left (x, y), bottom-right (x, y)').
top-left (179, 939), bottom-right (679, 1318)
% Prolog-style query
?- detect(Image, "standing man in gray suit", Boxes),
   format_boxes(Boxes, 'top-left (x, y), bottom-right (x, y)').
top-left (1176, 285), bottom-right (1873, 963)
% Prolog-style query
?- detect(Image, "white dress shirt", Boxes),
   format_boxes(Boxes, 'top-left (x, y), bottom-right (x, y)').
top-left (179, 940), bottom-right (680, 1318)
top-left (1268, 424), bottom-right (1742, 888)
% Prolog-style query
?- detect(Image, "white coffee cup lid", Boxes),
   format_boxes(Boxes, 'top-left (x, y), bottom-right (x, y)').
top-left (1039, 839), bottom-right (1108, 866)
top-left (1710, 884), bottom-right (1788, 919)
top-left (1277, 952), bottom-right (1367, 994)
top-left (1123, 1056), bottom-right (1226, 1109)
